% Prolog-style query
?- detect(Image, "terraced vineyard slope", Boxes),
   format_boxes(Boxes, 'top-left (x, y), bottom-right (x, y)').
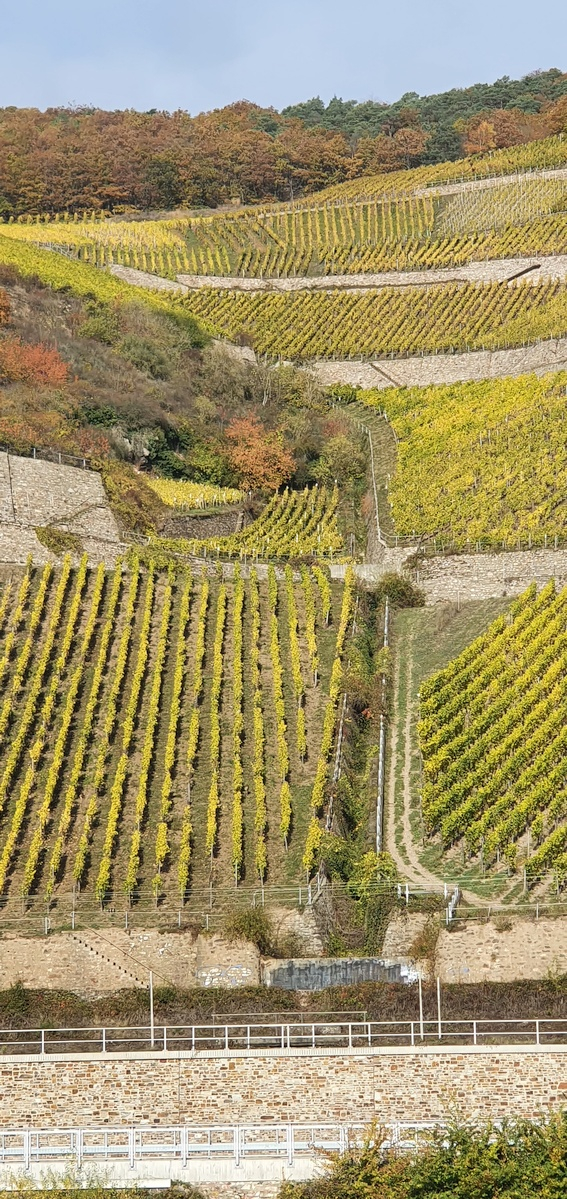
top-left (4, 140), bottom-right (567, 279)
top-left (355, 371), bottom-right (567, 549)
top-left (0, 557), bottom-right (353, 908)
top-left (158, 485), bottom-right (344, 561)
top-left (176, 280), bottom-right (567, 361)
top-left (419, 581), bottom-right (567, 887)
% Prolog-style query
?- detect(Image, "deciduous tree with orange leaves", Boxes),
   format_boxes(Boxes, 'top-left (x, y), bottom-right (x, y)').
top-left (226, 416), bottom-right (295, 493)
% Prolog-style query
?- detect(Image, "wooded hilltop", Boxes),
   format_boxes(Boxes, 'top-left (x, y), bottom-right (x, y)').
top-left (2, 68), bottom-right (567, 214)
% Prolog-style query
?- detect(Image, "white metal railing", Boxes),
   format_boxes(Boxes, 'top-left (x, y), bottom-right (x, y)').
top-left (1, 1017), bottom-right (567, 1057)
top-left (0, 1123), bottom-right (437, 1169)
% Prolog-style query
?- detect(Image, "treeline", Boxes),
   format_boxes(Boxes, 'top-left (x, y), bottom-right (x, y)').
top-left (1, 68), bottom-right (567, 215)
top-left (284, 67), bottom-right (567, 151)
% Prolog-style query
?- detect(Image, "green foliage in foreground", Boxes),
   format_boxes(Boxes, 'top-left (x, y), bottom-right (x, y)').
top-left (281, 1116), bottom-right (567, 1199)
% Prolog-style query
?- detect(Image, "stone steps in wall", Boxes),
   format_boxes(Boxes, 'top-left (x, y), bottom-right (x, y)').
top-left (71, 933), bottom-right (147, 988)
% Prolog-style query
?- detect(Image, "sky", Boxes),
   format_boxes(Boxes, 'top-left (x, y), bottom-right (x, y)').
top-left (0, 0), bottom-right (566, 114)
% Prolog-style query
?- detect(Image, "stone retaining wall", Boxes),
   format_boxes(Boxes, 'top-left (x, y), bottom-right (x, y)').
top-left (1, 1044), bottom-right (566, 1126)
top-left (414, 547), bottom-right (567, 602)
top-left (382, 913), bottom-right (567, 984)
top-left (0, 929), bottom-right (259, 995)
top-left (0, 452), bottom-right (123, 566)
top-left (309, 337), bottom-right (567, 390)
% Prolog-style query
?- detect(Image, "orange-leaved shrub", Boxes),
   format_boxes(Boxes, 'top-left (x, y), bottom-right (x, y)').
top-left (0, 290), bottom-right (10, 326)
top-left (0, 338), bottom-right (68, 386)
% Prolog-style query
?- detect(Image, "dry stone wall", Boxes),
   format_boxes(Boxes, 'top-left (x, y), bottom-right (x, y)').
top-left (332, 549), bottom-right (567, 603)
top-left (383, 912), bottom-right (567, 984)
top-left (114, 256), bottom-right (567, 296)
top-left (413, 547), bottom-right (567, 603)
top-left (0, 452), bottom-right (123, 565)
top-left (1, 1045), bottom-right (566, 1127)
top-left (0, 929), bottom-right (259, 995)
top-left (309, 337), bottom-right (567, 390)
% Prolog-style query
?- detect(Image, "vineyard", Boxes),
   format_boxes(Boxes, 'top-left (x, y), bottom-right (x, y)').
top-left (3, 171), bottom-right (567, 279)
top-left (157, 486), bottom-right (345, 561)
top-left (355, 372), bottom-right (567, 550)
top-left (146, 480), bottom-right (244, 510)
top-left (419, 581), bottom-right (567, 887)
top-left (0, 556), bottom-right (354, 906)
top-left (317, 135), bottom-right (567, 202)
top-left (177, 279), bottom-right (567, 361)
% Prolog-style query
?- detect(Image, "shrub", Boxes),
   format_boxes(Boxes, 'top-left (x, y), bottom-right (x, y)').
top-left (280, 1115), bottom-right (567, 1199)
top-left (327, 383), bottom-right (359, 403)
top-left (223, 908), bottom-right (274, 956)
top-left (79, 301), bottom-right (121, 345)
top-left (34, 527), bottom-right (83, 556)
top-left (372, 572), bottom-right (425, 608)
top-left (98, 459), bottom-right (166, 533)
top-left (119, 334), bottom-right (170, 379)
top-left (0, 337), bottom-right (68, 385)
top-left (0, 287), bottom-right (10, 325)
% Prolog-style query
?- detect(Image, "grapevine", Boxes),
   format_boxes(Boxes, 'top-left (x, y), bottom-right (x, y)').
top-left (231, 566), bottom-right (244, 881)
top-left (125, 571), bottom-right (174, 897)
top-left (0, 557), bottom-right (88, 894)
top-left (72, 561), bottom-right (140, 889)
top-left (94, 566), bottom-right (155, 903)
top-left (204, 583), bottom-right (227, 861)
top-left (249, 569), bottom-right (267, 880)
top-left (21, 563), bottom-right (106, 897)
top-left (46, 560), bottom-right (123, 897)
top-left (178, 575), bottom-right (209, 899)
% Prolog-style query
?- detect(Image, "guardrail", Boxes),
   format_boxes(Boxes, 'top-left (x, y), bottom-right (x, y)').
top-left (0, 1123), bottom-right (438, 1169)
top-left (2, 1017), bottom-right (567, 1057)
top-left (0, 444), bottom-right (90, 471)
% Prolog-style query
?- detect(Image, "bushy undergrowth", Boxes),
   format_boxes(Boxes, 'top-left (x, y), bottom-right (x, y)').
top-left (0, 265), bottom-right (340, 533)
top-left (280, 1116), bottom-right (567, 1199)
top-left (3, 975), bottom-right (567, 1030)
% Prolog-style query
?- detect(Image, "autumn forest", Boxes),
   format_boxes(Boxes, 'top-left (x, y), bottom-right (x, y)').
top-left (2, 68), bottom-right (567, 214)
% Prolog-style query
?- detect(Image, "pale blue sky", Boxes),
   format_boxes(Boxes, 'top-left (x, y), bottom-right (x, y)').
top-left (1, 0), bottom-right (566, 113)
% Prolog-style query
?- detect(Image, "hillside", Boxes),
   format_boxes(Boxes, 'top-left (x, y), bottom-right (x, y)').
top-left (0, 244), bottom-right (365, 536)
top-left (6, 139), bottom-right (567, 370)
top-left (6, 141), bottom-right (567, 282)
top-left (4, 114), bottom-right (567, 919)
